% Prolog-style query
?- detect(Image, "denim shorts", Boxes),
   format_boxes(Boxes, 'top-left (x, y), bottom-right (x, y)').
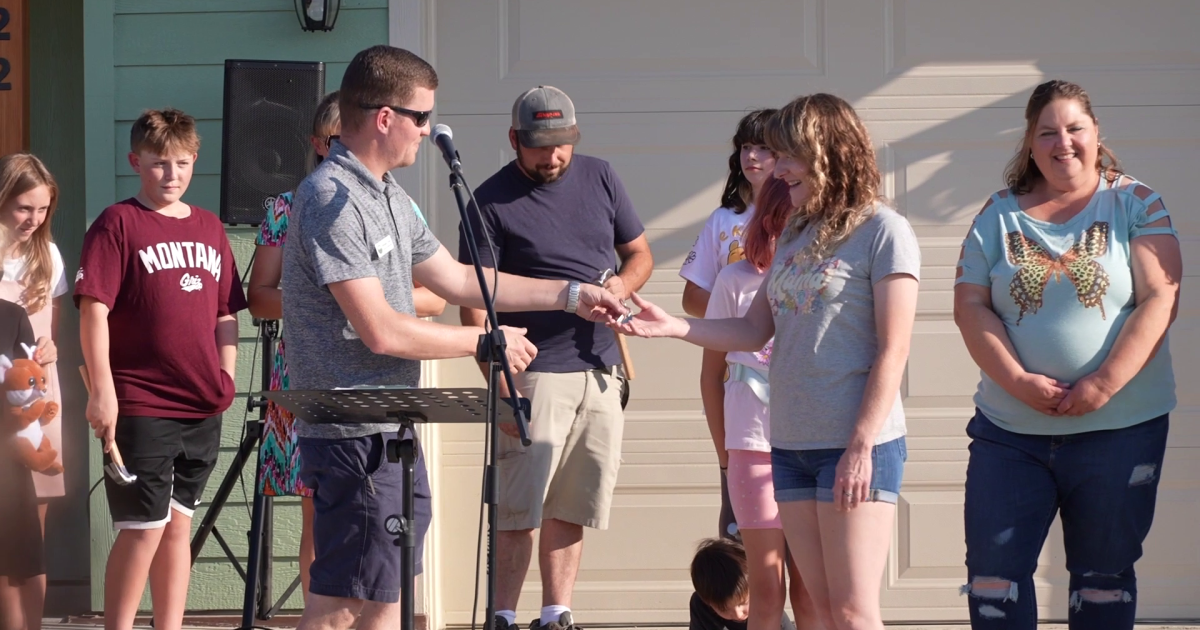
top-left (298, 431), bottom-right (432, 603)
top-left (771, 436), bottom-right (907, 504)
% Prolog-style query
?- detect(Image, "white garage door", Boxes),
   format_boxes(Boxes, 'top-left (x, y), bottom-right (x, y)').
top-left (421, 0), bottom-right (1200, 623)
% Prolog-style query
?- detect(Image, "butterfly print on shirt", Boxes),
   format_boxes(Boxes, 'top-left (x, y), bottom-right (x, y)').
top-left (1005, 220), bottom-right (1110, 324)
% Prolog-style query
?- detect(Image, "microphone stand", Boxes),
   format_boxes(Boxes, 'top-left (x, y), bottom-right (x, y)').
top-left (448, 164), bottom-right (532, 630)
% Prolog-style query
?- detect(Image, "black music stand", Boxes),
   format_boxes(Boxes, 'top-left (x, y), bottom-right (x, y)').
top-left (265, 387), bottom-right (491, 630)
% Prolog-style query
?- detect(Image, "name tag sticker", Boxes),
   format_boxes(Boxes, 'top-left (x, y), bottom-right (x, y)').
top-left (374, 235), bottom-right (395, 259)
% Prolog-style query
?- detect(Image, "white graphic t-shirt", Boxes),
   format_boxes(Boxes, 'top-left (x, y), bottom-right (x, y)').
top-left (680, 205), bottom-right (755, 292)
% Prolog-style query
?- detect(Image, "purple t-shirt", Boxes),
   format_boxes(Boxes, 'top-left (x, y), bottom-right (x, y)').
top-left (458, 155), bottom-right (644, 373)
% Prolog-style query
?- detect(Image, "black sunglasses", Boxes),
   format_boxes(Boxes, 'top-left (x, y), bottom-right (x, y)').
top-left (359, 103), bottom-right (432, 128)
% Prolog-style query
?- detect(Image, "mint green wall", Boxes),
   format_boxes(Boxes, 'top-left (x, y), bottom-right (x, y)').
top-left (30, 0), bottom-right (91, 616)
top-left (81, 0), bottom-right (389, 612)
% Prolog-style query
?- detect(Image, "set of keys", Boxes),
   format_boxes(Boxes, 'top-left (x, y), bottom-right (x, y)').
top-left (596, 269), bottom-right (637, 379)
top-left (596, 269), bottom-right (635, 324)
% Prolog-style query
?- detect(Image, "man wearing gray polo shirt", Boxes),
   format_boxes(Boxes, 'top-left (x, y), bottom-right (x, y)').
top-left (282, 46), bottom-right (626, 630)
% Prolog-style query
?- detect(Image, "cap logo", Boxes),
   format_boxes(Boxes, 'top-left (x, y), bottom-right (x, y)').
top-left (533, 110), bottom-right (563, 120)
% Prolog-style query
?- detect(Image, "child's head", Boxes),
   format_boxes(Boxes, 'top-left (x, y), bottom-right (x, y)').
top-left (0, 153), bottom-right (59, 313)
top-left (720, 109), bottom-right (778, 214)
top-left (690, 537), bottom-right (750, 621)
top-left (128, 108), bottom-right (201, 207)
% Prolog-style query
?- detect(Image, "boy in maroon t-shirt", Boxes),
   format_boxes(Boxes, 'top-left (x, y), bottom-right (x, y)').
top-left (75, 108), bottom-right (247, 630)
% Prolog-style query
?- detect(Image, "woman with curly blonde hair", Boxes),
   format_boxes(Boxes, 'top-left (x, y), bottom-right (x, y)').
top-left (615, 94), bottom-right (920, 630)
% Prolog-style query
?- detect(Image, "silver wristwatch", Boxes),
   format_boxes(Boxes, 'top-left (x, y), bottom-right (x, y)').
top-left (563, 281), bottom-right (581, 313)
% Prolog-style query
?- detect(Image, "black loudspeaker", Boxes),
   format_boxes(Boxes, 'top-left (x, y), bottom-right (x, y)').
top-left (220, 60), bottom-right (326, 226)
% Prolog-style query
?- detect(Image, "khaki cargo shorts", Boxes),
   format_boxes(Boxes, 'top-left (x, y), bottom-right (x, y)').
top-left (498, 368), bottom-right (625, 531)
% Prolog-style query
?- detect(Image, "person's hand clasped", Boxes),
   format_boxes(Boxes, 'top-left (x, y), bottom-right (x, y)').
top-left (1010, 372), bottom-right (1071, 416)
top-left (500, 326), bottom-right (538, 373)
top-left (34, 336), bottom-right (57, 365)
top-left (1055, 372), bottom-right (1114, 417)
top-left (833, 446), bottom-right (874, 512)
top-left (608, 292), bottom-right (687, 339)
top-left (576, 283), bottom-right (627, 323)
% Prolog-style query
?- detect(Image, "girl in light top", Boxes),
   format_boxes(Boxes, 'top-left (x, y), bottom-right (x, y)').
top-left (618, 94), bottom-right (920, 630)
top-left (681, 108), bottom-right (778, 315)
top-left (680, 109), bottom-right (777, 540)
top-left (954, 79), bottom-right (1179, 629)
top-left (0, 152), bottom-right (68, 630)
top-left (705, 176), bottom-right (818, 630)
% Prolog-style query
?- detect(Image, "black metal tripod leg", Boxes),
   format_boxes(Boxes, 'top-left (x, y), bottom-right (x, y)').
top-left (257, 498), bottom-right (274, 619)
top-left (396, 434), bottom-right (418, 630)
top-left (485, 364), bottom-right (500, 630)
top-left (191, 422), bottom-right (261, 562)
top-left (242, 472), bottom-right (270, 629)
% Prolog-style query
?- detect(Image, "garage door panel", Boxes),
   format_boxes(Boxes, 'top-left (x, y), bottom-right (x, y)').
top-left (438, 1), bottom-right (1200, 113)
top-left (885, 0), bottom-right (1200, 74)
top-left (917, 277), bottom-right (956, 316)
top-left (499, 0), bottom-right (823, 80)
top-left (909, 324), bottom-right (979, 399)
top-left (437, 0), bottom-right (829, 115)
top-left (878, 0), bottom-right (1200, 107)
top-left (1168, 321), bottom-right (1200, 407)
top-left (570, 493), bottom-right (719, 623)
top-left (894, 148), bottom-right (1006, 229)
top-left (897, 488), bottom-right (966, 574)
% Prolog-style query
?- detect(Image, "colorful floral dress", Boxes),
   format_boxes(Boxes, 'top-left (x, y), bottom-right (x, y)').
top-left (256, 192), bottom-right (311, 497)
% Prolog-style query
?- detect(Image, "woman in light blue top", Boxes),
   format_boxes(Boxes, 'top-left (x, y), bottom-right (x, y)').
top-left (954, 80), bottom-right (1181, 629)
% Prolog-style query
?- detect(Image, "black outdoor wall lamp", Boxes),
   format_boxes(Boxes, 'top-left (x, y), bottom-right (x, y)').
top-left (295, 0), bottom-right (341, 32)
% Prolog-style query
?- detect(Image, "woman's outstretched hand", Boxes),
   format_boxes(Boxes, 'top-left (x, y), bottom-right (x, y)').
top-left (608, 292), bottom-right (688, 339)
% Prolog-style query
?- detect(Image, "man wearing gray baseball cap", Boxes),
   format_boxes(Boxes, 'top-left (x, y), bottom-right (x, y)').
top-left (459, 86), bottom-right (653, 630)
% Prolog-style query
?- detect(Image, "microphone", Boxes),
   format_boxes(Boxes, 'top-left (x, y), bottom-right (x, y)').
top-left (431, 124), bottom-right (462, 173)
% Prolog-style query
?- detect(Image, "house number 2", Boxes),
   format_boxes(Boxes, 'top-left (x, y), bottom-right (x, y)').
top-left (0, 7), bottom-right (12, 91)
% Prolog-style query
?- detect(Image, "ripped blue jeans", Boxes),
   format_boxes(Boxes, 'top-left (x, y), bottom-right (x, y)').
top-left (962, 409), bottom-right (1168, 629)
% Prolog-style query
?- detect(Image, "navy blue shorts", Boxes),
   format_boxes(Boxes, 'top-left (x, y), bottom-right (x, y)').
top-left (771, 436), bottom-right (907, 504)
top-left (299, 431), bottom-right (432, 603)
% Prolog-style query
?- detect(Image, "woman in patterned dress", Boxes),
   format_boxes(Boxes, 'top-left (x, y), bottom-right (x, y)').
top-left (246, 91), bottom-right (445, 599)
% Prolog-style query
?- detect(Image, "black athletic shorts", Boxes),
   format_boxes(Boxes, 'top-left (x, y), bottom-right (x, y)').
top-left (104, 415), bottom-right (221, 529)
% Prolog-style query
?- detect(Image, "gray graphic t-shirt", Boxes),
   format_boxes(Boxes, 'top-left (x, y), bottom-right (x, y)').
top-left (766, 205), bottom-right (920, 450)
top-left (282, 142), bottom-right (441, 439)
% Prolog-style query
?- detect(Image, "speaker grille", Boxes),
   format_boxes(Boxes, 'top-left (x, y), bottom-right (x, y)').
top-left (220, 60), bottom-right (325, 226)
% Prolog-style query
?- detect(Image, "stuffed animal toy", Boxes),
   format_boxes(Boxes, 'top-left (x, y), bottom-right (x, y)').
top-left (2, 343), bottom-right (62, 474)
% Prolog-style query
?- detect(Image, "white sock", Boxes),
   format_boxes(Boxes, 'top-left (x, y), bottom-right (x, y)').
top-left (541, 605), bottom-right (571, 626)
top-left (497, 610), bottom-right (517, 626)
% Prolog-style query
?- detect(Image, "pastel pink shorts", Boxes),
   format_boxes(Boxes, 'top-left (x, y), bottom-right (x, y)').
top-left (726, 449), bottom-right (781, 529)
